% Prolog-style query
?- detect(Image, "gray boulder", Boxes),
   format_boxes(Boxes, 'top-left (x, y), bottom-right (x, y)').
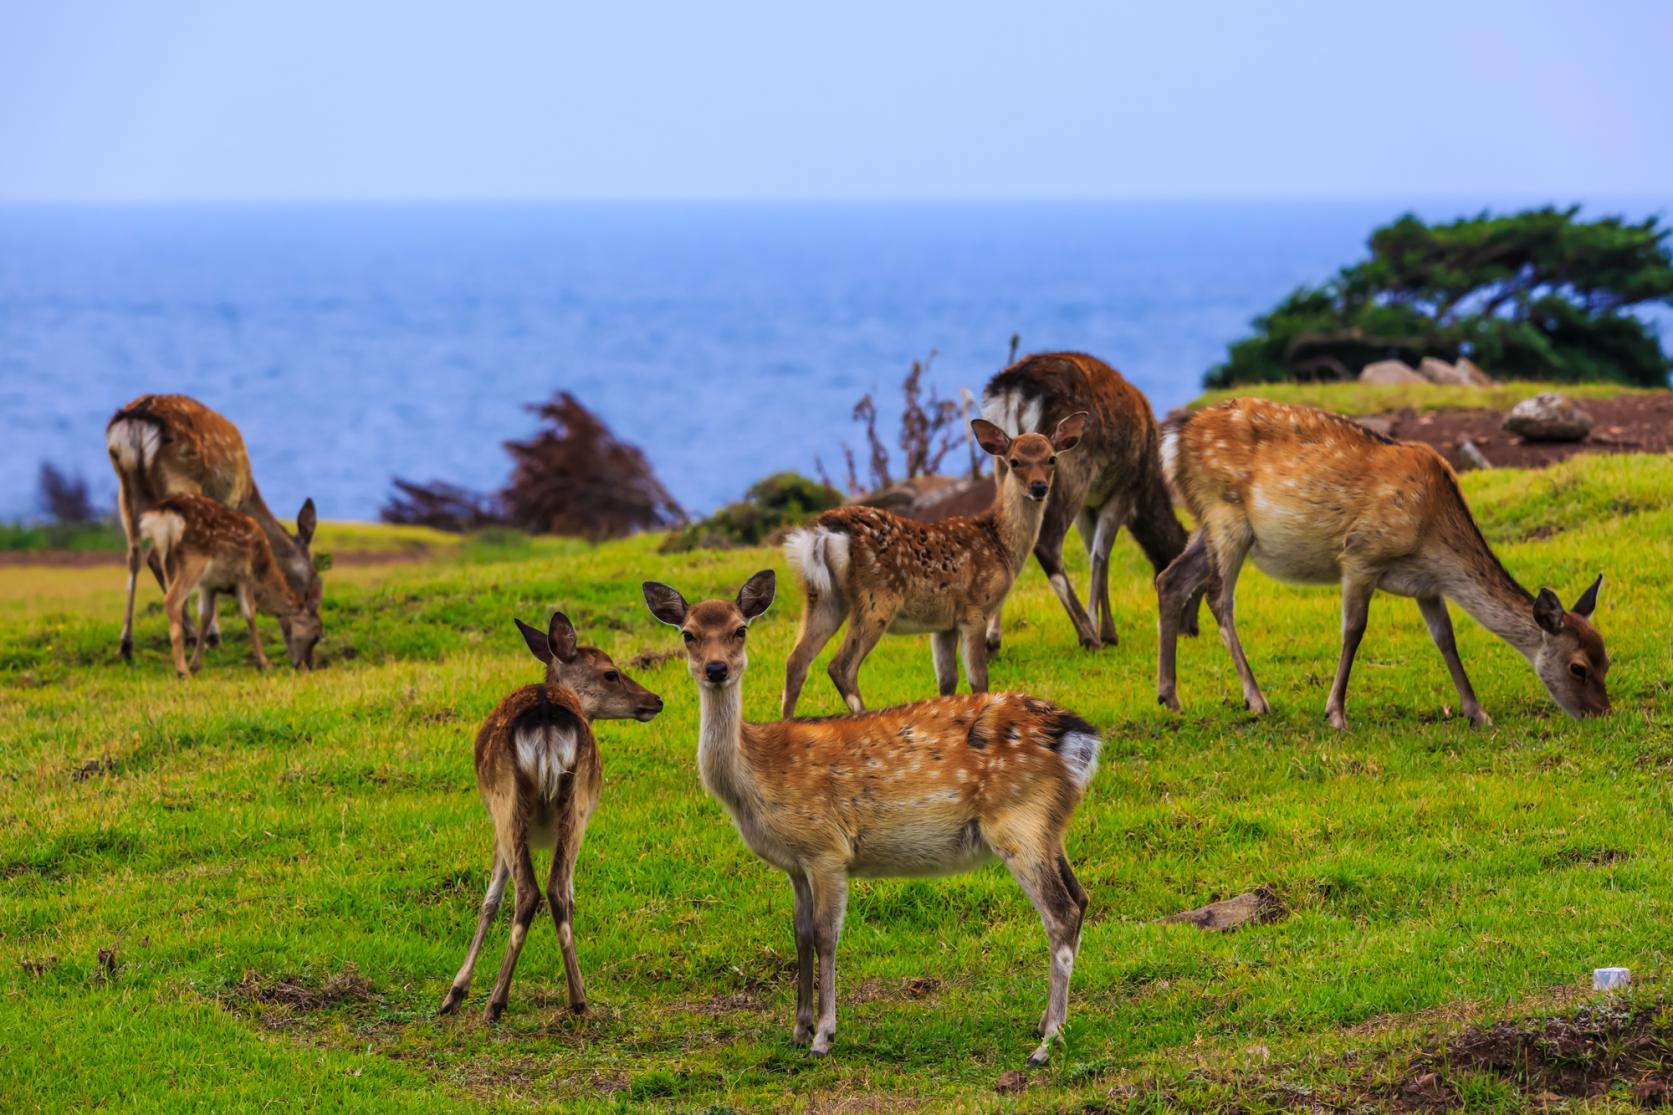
top-left (1420, 356), bottom-right (1490, 387)
top-left (1360, 359), bottom-right (1428, 386)
top-left (1502, 393), bottom-right (1594, 441)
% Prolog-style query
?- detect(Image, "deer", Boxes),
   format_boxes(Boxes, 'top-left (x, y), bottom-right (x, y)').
top-left (438, 611), bottom-right (663, 1022)
top-left (982, 352), bottom-right (1199, 651)
top-left (106, 394), bottom-right (320, 662)
top-left (644, 570), bottom-right (1100, 1066)
top-left (137, 494), bottom-right (323, 678)
top-left (1155, 398), bottom-right (1610, 728)
top-left (779, 413), bottom-right (1086, 717)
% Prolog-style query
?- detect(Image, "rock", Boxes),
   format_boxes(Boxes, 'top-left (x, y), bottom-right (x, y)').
top-left (1355, 414), bottom-right (1397, 438)
top-left (1457, 440), bottom-right (1492, 471)
top-left (1159, 887), bottom-right (1286, 931)
top-left (1502, 393), bottom-right (1594, 442)
top-left (1360, 359), bottom-right (1428, 386)
top-left (1419, 356), bottom-right (1488, 387)
top-left (1454, 356), bottom-right (1493, 386)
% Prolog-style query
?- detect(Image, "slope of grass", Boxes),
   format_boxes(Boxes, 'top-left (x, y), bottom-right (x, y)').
top-left (1189, 378), bottom-right (1652, 417)
top-left (2, 455), bottom-right (1670, 1112)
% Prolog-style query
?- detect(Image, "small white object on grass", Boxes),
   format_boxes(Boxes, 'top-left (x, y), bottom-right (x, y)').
top-left (1593, 967), bottom-right (1630, 990)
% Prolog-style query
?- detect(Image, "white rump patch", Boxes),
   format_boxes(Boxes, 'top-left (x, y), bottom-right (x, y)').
top-left (515, 722), bottom-right (577, 800)
top-left (783, 526), bottom-right (851, 602)
top-left (107, 418), bottom-right (161, 474)
top-left (981, 389), bottom-right (1042, 436)
top-left (138, 509), bottom-right (184, 560)
top-left (1160, 429), bottom-right (1180, 486)
top-left (1058, 730), bottom-right (1101, 790)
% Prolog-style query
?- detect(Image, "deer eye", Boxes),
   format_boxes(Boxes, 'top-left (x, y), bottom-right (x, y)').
top-left (735, 626), bottom-right (748, 639)
top-left (604, 670), bottom-right (620, 683)
top-left (681, 631), bottom-right (695, 645)
top-left (1569, 663), bottom-right (1588, 681)
top-left (1008, 459), bottom-right (1019, 468)
top-left (1048, 456), bottom-right (1057, 465)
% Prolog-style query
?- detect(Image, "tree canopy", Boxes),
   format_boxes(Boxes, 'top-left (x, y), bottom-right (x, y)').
top-left (1206, 207), bottom-right (1673, 388)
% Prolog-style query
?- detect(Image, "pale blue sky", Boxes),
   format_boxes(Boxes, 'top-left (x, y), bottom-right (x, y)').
top-left (2, 0), bottom-right (1669, 202)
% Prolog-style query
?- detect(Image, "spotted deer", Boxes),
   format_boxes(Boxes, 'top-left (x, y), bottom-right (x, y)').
top-left (438, 611), bottom-right (663, 1023)
top-left (644, 571), bottom-right (1100, 1066)
top-left (780, 413), bottom-right (1086, 717)
top-left (982, 352), bottom-right (1197, 650)
top-left (1156, 398), bottom-right (1610, 727)
top-left (107, 394), bottom-right (320, 661)
top-left (138, 494), bottom-right (323, 678)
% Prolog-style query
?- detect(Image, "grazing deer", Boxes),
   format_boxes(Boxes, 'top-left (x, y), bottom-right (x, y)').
top-left (1156, 398), bottom-right (1610, 727)
top-left (438, 612), bottom-right (663, 1022)
top-left (982, 352), bottom-right (1197, 650)
top-left (780, 413), bottom-right (1086, 717)
top-left (138, 495), bottom-right (323, 677)
top-left (106, 394), bottom-right (320, 661)
top-left (644, 571), bottom-right (1100, 1066)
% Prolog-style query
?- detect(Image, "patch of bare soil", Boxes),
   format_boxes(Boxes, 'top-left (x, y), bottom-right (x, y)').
top-left (219, 966), bottom-right (380, 1029)
top-left (1371, 393), bottom-right (1673, 471)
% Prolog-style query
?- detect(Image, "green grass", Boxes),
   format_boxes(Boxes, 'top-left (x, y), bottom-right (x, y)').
top-left (1188, 378), bottom-right (1653, 417)
top-left (3, 453), bottom-right (1671, 1112)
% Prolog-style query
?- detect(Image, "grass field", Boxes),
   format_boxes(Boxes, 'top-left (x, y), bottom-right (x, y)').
top-left (3, 429), bottom-right (1671, 1110)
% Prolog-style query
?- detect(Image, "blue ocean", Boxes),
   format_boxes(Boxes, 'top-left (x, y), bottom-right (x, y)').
top-left (1, 201), bottom-right (1663, 523)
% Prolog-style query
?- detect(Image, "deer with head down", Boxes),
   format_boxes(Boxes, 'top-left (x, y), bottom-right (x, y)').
top-left (106, 394), bottom-right (320, 661)
top-left (438, 611), bottom-right (663, 1022)
top-left (780, 413), bottom-right (1086, 717)
top-left (1156, 398), bottom-right (1610, 727)
top-left (645, 570), bottom-right (1100, 1066)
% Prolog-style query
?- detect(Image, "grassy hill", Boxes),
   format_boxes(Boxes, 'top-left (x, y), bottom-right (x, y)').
top-left (3, 427), bottom-right (1670, 1109)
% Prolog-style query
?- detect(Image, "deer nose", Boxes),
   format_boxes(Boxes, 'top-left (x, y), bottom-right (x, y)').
top-left (704, 661), bottom-right (728, 684)
top-left (1028, 481), bottom-right (1049, 500)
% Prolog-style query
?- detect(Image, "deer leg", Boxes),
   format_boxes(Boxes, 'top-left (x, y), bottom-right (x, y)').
top-left (1088, 499), bottom-right (1129, 648)
top-left (1205, 527), bottom-right (1269, 715)
top-left (146, 548), bottom-right (199, 649)
top-left (984, 600), bottom-right (1004, 656)
top-left (1037, 502), bottom-right (1099, 649)
top-left (958, 616), bottom-right (990, 693)
top-left (200, 589), bottom-right (222, 648)
top-left (988, 831), bottom-right (1084, 1067)
top-left (439, 856), bottom-right (510, 1015)
top-left (931, 629), bottom-right (959, 696)
top-left (790, 871), bottom-right (815, 1045)
top-left (783, 594), bottom-right (845, 718)
top-left (161, 560), bottom-right (200, 680)
top-left (188, 589), bottom-right (215, 673)
top-left (238, 585), bottom-right (269, 671)
top-left (120, 540), bottom-right (142, 662)
top-left (805, 864), bottom-right (848, 1056)
top-left (827, 597), bottom-right (891, 713)
top-left (547, 821), bottom-right (588, 1015)
top-left (1418, 595), bottom-right (1491, 727)
top-left (1325, 574), bottom-right (1376, 730)
top-left (1155, 531), bottom-right (1211, 712)
top-left (483, 835), bottom-right (540, 1024)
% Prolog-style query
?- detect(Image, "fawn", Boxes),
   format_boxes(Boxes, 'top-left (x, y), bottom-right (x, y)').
top-left (645, 570), bottom-right (1100, 1066)
top-left (107, 394), bottom-right (320, 660)
top-left (780, 413), bottom-right (1086, 717)
top-left (982, 352), bottom-right (1197, 650)
top-left (138, 494), bottom-right (323, 678)
top-left (1156, 398), bottom-right (1610, 727)
top-left (438, 611), bottom-right (663, 1022)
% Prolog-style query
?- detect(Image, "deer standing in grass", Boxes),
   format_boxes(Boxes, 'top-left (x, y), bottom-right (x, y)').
top-left (644, 571), bottom-right (1100, 1066)
top-left (138, 495), bottom-right (324, 677)
top-left (439, 612), bottom-right (663, 1022)
top-left (1156, 398), bottom-right (1610, 727)
top-left (107, 394), bottom-right (320, 661)
top-left (982, 352), bottom-right (1198, 651)
top-left (780, 413), bottom-right (1086, 717)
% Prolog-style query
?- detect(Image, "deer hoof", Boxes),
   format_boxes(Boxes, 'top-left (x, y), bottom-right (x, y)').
top-left (483, 1001), bottom-right (505, 1024)
top-left (1467, 708), bottom-right (1493, 728)
top-left (437, 987), bottom-right (466, 1015)
top-left (119, 639), bottom-right (133, 663)
top-left (569, 1001), bottom-right (589, 1018)
top-left (1026, 1046), bottom-right (1052, 1068)
top-left (793, 1023), bottom-right (814, 1047)
top-left (1245, 695), bottom-right (1271, 716)
top-left (1158, 692), bottom-right (1181, 713)
top-left (1327, 708), bottom-right (1348, 731)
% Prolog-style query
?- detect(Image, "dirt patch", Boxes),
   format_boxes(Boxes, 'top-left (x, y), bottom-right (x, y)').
top-left (1159, 887), bottom-right (1287, 932)
top-left (626, 647), bottom-right (682, 671)
top-left (1369, 393), bottom-right (1673, 471)
top-left (220, 965), bottom-right (381, 1028)
top-left (850, 975), bottom-right (943, 1003)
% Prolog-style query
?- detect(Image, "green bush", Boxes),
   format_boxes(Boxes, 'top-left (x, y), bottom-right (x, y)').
top-left (660, 472), bottom-right (843, 553)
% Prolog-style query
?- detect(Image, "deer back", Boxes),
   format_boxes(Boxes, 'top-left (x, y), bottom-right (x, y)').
top-left (810, 505), bottom-right (1014, 619)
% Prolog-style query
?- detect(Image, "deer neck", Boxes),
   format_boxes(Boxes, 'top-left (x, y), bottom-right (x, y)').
top-left (1433, 524), bottom-right (1542, 660)
top-left (242, 486), bottom-right (311, 591)
top-left (695, 677), bottom-right (755, 813)
top-left (983, 478), bottom-right (1048, 573)
top-left (251, 552), bottom-right (306, 620)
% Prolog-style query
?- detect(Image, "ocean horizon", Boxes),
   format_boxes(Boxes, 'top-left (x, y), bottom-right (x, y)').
top-left (3, 198), bottom-right (1667, 524)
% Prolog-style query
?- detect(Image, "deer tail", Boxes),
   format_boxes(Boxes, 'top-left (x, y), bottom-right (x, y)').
top-left (782, 524), bottom-right (851, 606)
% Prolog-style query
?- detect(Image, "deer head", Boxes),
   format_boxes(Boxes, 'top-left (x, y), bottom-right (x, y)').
top-left (1531, 575), bottom-right (1609, 718)
top-left (280, 577), bottom-right (324, 671)
top-left (971, 412), bottom-right (1087, 502)
top-left (515, 612), bottom-right (663, 722)
top-left (643, 570), bottom-right (776, 688)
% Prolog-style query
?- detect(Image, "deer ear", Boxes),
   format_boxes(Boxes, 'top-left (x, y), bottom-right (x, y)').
top-left (516, 618), bottom-right (551, 662)
top-left (737, 569), bottom-right (776, 621)
top-left (1052, 411), bottom-right (1088, 452)
top-left (1533, 588), bottom-right (1567, 636)
top-left (642, 581), bottom-right (688, 627)
top-left (295, 499), bottom-right (317, 547)
top-left (970, 419), bottom-right (1011, 457)
top-left (546, 611), bottom-right (579, 663)
top-left (1572, 574), bottom-right (1602, 619)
